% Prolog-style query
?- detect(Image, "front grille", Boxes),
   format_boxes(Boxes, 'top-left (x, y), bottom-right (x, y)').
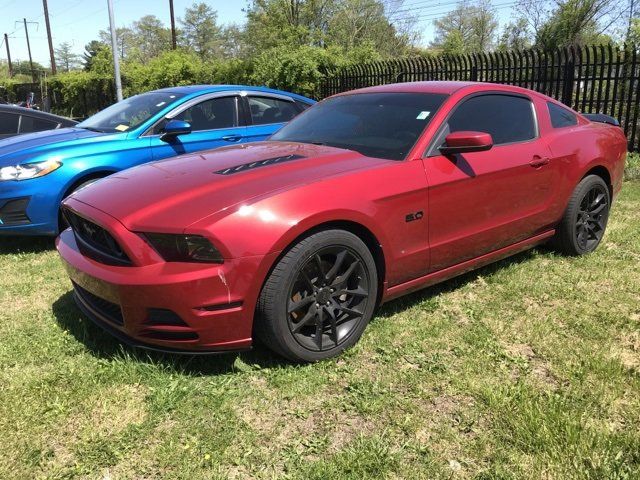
top-left (139, 308), bottom-right (199, 342)
top-left (73, 282), bottom-right (124, 326)
top-left (214, 154), bottom-right (305, 175)
top-left (64, 208), bottom-right (131, 266)
top-left (0, 197), bottom-right (30, 226)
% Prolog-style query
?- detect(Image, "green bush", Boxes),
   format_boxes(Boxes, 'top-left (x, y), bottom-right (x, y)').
top-left (47, 72), bottom-right (114, 118)
top-left (251, 45), bottom-right (379, 98)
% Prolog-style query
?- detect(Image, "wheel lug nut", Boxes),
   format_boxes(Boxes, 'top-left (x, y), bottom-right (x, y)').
top-left (326, 301), bottom-right (330, 305)
top-left (315, 303), bottom-right (320, 307)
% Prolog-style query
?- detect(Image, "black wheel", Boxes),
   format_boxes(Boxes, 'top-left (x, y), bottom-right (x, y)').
top-left (552, 174), bottom-right (610, 255)
top-left (256, 230), bottom-right (378, 362)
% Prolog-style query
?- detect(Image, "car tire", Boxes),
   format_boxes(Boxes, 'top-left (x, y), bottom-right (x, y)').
top-left (256, 230), bottom-right (378, 362)
top-left (552, 174), bottom-right (610, 256)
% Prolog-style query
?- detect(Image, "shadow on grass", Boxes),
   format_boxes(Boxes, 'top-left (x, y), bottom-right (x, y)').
top-left (376, 248), bottom-right (540, 318)
top-left (0, 235), bottom-right (55, 255)
top-left (51, 248), bottom-right (543, 375)
top-left (52, 291), bottom-right (290, 376)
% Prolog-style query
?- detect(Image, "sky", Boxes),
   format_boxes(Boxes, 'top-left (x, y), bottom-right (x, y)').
top-left (0, 0), bottom-right (516, 67)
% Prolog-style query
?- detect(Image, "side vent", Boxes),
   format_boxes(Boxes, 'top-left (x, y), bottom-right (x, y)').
top-left (215, 154), bottom-right (305, 175)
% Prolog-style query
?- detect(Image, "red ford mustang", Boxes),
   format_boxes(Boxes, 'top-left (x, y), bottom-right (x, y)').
top-left (57, 81), bottom-right (627, 362)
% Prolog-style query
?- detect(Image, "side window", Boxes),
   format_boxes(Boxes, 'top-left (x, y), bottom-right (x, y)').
top-left (19, 116), bottom-right (58, 133)
top-left (0, 112), bottom-right (19, 135)
top-left (444, 94), bottom-right (537, 146)
top-left (248, 96), bottom-right (298, 125)
top-left (548, 101), bottom-right (577, 128)
top-left (163, 96), bottom-right (238, 133)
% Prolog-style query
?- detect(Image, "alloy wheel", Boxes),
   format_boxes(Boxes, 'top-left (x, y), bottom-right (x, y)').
top-left (287, 246), bottom-right (371, 352)
top-left (575, 184), bottom-right (609, 251)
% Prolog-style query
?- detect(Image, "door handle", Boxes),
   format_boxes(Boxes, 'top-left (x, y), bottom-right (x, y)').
top-left (530, 156), bottom-right (550, 168)
top-left (222, 134), bottom-right (242, 142)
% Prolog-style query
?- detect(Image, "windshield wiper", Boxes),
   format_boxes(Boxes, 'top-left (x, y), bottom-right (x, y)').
top-left (79, 126), bottom-right (105, 133)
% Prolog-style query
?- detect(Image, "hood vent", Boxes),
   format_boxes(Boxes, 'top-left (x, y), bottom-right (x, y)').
top-left (214, 154), bottom-right (306, 175)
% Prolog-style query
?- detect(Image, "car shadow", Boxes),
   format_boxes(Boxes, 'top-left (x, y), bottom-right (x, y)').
top-left (0, 236), bottom-right (55, 255)
top-left (51, 248), bottom-right (543, 376)
top-left (52, 291), bottom-right (290, 375)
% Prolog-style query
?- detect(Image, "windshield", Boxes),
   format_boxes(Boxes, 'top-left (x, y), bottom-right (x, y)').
top-left (271, 92), bottom-right (448, 160)
top-left (78, 91), bottom-right (185, 133)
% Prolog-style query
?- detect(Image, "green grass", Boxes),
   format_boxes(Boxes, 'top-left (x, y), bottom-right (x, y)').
top-left (1, 181), bottom-right (639, 479)
top-left (625, 153), bottom-right (640, 181)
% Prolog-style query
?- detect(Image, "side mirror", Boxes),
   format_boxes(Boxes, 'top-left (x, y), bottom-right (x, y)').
top-left (439, 131), bottom-right (493, 156)
top-left (161, 119), bottom-right (192, 141)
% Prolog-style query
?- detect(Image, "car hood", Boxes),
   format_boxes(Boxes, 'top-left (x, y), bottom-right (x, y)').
top-left (0, 127), bottom-right (107, 166)
top-left (69, 141), bottom-right (390, 232)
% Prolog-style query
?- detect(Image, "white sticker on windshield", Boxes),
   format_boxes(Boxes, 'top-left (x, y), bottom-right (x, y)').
top-left (416, 111), bottom-right (430, 120)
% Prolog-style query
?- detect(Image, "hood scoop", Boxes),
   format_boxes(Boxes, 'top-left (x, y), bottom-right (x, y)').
top-left (214, 154), bottom-right (306, 175)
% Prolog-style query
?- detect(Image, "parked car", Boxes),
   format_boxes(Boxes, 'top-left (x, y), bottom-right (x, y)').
top-left (0, 85), bottom-right (314, 236)
top-left (0, 104), bottom-right (77, 139)
top-left (57, 81), bottom-right (627, 362)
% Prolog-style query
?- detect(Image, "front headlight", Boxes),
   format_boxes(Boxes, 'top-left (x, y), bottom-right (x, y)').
top-left (143, 233), bottom-right (224, 264)
top-left (0, 159), bottom-right (62, 181)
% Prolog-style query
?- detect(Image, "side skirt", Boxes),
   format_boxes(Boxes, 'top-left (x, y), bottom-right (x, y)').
top-left (381, 230), bottom-right (555, 303)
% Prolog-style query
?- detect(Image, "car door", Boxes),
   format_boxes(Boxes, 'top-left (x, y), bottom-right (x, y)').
top-left (242, 94), bottom-right (303, 142)
top-left (149, 94), bottom-right (246, 160)
top-left (423, 93), bottom-right (557, 272)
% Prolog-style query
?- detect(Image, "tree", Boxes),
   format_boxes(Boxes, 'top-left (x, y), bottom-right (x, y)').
top-left (82, 40), bottom-right (108, 71)
top-left (243, 0), bottom-right (415, 57)
top-left (328, 0), bottom-right (415, 56)
top-left (629, 18), bottom-right (640, 44)
top-left (98, 27), bottom-right (134, 60)
top-left (516, 0), bottom-right (621, 49)
top-left (128, 15), bottom-right (172, 62)
top-left (431, 0), bottom-right (498, 54)
top-left (180, 2), bottom-right (224, 60)
top-left (55, 42), bottom-right (81, 72)
top-left (498, 18), bottom-right (532, 50)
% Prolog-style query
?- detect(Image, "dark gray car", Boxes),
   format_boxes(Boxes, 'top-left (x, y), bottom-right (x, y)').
top-left (0, 105), bottom-right (77, 139)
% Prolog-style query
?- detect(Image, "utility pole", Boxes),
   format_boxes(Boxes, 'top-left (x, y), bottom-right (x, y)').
top-left (20, 19), bottom-right (36, 82)
top-left (42, 0), bottom-right (56, 75)
top-left (169, 0), bottom-right (177, 49)
top-left (4, 34), bottom-right (13, 78)
top-left (107, 0), bottom-right (123, 101)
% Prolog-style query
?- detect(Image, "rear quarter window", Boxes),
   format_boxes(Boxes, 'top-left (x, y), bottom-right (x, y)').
top-left (548, 102), bottom-right (578, 128)
top-left (0, 112), bottom-right (19, 135)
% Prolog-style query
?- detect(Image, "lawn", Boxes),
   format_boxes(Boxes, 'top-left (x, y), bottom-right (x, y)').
top-left (1, 180), bottom-right (639, 479)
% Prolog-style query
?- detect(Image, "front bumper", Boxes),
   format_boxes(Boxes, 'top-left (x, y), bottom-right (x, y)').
top-left (57, 228), bottom-right (271, 353)
top-left (0, 176), bottom-right (64, 236)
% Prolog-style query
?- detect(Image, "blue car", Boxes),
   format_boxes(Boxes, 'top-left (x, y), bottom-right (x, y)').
top-left (0, 85), bottom-right (314, 236)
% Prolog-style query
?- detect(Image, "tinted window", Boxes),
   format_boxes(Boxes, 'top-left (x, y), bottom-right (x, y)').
top-left (548, 101), bottom-right (577, 128)
top-left (248, 97), bottom-right (298, 125)
top-left (444, 94), bottom-right (536, 145)
top-left (272, 93), bottom-right (447, 160)
top-left (0, 112), bottom-right (19, 135)
top-left (295, 100), bottom-right (312, 111)
top-left (173, 96), bottom-right (238, 131)
top-left (19, 115), bottom-right (58, 133)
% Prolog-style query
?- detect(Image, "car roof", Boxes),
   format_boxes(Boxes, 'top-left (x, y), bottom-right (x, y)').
top-left (337, 81), bottom-right (542, 97)
top-left (0, 104), bottom-right (77, 124)
top-left (149, 84), bottom-right (315, 102)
